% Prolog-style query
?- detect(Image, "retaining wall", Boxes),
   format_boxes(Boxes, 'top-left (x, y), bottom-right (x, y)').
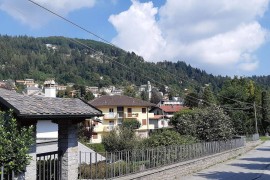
top-left (115, 140), bottom-right (261, 180)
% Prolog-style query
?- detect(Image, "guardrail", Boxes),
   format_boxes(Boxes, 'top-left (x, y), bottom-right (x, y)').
top-left (78, 138), bottom-right (245, 179)
top-left (245, 133), bottom-right (259, 142)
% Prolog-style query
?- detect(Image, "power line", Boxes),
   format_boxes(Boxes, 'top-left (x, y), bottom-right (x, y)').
top-left (27, 0), bottom-right (115, 47)
top-left (25, 0), bottom-right (264, 110)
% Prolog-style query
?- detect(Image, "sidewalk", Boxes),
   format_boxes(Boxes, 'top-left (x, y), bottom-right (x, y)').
top-left (181, 141), bottom-right (270, 180)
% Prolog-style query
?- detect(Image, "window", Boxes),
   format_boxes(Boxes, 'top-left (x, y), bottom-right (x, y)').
top-left (142, 119), bottom-right (147, 125)
top-left (142, 108), bottom-right (146, 113)
top-left (109, 108), bottom-right (114, 113)
top-left (128, 108), bottom-right (132, 113)
top-left (92, 133), bottom-right (98, 139)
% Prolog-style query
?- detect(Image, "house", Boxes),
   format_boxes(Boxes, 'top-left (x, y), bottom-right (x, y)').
top-left (139, 81), bottom-right (152, 100)
top-left (149, 105), bottom-right (187, 129)
top-left (0, 88), bottom-right (102, 179)
top-left (24, 86), bottom-right (44, 96)
top-left (89, 95), bottom-right (155, 143)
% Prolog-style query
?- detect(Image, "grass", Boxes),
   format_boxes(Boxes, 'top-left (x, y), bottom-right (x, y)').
top-left (79, 138), bottom-right (106, 152)
top-left (85, 143), bottom-right (106, 152)
top-left (260, 136), bottom-right (270, 141)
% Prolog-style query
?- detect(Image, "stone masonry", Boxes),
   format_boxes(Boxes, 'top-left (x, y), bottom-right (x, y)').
top-left (58, 121), bottom-right (78, 180)
top-left (115, 141), bottom-right (262, 180)
top-left (23, 124), bottom-right (37, 180)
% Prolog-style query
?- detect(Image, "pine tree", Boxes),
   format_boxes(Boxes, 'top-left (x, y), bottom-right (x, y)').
top-left (202, 86), bottom-right (216, 107)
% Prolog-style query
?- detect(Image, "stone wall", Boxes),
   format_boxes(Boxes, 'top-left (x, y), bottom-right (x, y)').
top-left (115, 141), bottom-right (262, 180)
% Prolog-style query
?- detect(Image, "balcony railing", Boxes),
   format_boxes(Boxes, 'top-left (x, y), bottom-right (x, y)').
top-left (104, 113), bottom-right (118, 119)
top-left (103, 125), bottom-right (115, 132)
top-left (93, 125), bottom-right (103, 132)
top-left (124, 113), bottom-right (139, 118)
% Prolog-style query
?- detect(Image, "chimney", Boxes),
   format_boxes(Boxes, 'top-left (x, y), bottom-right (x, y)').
top-left (44, 79), bottom-right (56, 98)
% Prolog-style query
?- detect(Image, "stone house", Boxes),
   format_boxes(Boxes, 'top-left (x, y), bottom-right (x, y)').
top-left (0, 88), bottom-right (102, 180)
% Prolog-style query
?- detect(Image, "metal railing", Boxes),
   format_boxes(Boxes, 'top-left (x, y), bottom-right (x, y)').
top-left (245, 133), bottom-right (259, 141)
top-left (36, 150), bottom-right (62, 180)
top-left (0, 165), bottom-right (14, 180)
top-left (78, 138), bottom-right (245, 179)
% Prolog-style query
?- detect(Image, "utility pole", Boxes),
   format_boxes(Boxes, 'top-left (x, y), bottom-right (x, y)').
top-left (254, 102), bottom-right (258, 134)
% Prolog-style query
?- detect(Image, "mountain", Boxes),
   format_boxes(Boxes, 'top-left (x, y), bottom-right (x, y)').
top-left (0, 35), bottom-right (268, 94)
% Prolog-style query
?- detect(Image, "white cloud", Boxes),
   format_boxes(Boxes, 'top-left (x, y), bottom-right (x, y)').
top-left (109, 0), bottom-right (166, 61)
top-left (0, 0), bottom-right (96, 28)
top-left (109, 0), bottom-right (270, 75)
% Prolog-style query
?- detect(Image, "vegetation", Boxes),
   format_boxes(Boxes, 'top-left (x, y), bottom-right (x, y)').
top-left (0, 35), bottom-right (231, 93)
top-left (84, 143), bottom-right (105, 153)
top-left (142, 130), bottom-right (197, 147)
top-left (218, 78), bottom-right (262, 135)
top-left (121, 119), bottom-right (141, 130)
top-left (102, 127), bottom-right (140, 152)
top-left (171, 107), bottom-right (234, 141)
top-left (0, 111), bottom-right (34, 174)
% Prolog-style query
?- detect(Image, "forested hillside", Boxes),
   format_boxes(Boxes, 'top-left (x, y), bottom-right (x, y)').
top-left (1, 35), bottom-right (270, 93)
top-left (0, 35), bottom-right (231, 93)
top-left (2, 35), bottom-right (270, 134)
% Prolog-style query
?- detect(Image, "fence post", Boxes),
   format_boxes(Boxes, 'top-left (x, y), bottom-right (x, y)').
top-left (1, 166), bottom-right (3, 180)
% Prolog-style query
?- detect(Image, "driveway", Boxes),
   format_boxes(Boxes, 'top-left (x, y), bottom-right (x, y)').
top-left (181, 141), bottom-right (270, 180)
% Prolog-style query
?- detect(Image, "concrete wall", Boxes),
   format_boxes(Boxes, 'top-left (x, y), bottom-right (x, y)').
top-left (115, 141), bottom-right (261, 180)
top-left (36, 120), bottom-right (58, 139)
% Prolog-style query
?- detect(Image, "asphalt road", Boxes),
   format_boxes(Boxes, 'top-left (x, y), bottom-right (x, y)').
top-left (181, 141), bottom-right (270, 180)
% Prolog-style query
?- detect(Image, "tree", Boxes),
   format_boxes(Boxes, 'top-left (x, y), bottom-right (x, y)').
top-left (159, 85), bottom-right (167, 94)
top-left (84, 91), bottom-right (95, 101)
top-left (184, 92), bottom-right (199, 108)
top-left (142, 130), bottom-right (197, 148)
top-left (102, 127), bottom-right (139, 152)
top-left (140, 91), bottom-right (149, 101)
top-left (0, 111), bottom-right (34, 174)
top-left (202, 86), bottom-right (216, 107)
top-left (171, 107), bottom-right (234, 141)
top-left (122, 119), bottom-right (141, 129)
top-left (123, 86), bottom-right (136, 98)
top-left (150, 89), bottom-right (162, 104)
top-left (261, 91), bottom-right (270, 133)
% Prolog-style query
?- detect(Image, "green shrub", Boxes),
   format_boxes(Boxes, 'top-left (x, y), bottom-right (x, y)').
top-left (0, 111), bottom-right (34, 174)
top-left (141, 130), bottom-right (197, 148)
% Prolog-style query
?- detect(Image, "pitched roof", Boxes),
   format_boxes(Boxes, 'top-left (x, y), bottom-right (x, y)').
top-left (90, 95), bottom-right (155, 107)
top-left (150, 115), bottom-right (170, 120)
top-left (0, 88), bottom-right (102, 120)
top-left (158, 105), bottom-right (186, 113)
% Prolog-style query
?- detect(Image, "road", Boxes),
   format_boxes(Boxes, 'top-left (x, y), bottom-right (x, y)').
top-left (181, 141), bottom-right (270, 180)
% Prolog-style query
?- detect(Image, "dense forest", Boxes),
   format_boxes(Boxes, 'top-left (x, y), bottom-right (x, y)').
top-left (1, 35), bottom-right (270, 135)
top-left (0, 35), bottom-right (231, 93)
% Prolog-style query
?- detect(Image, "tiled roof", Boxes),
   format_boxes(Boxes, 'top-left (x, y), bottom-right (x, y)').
top-left (90, 95), bottom-right (155, 107)
top-left (0, 88), bottom-right (102, 119)
top-left (159, 105), bottom-right (186, 113)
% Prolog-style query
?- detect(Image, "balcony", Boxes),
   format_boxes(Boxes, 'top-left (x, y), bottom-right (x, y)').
top-left (103, 125), bottom-right (115, 132)
top-left (124, 113), bottom-right (139, 119)
top-left (92, 125), bottom-right (103, 133)
top-left (138, 124), bottom-right (155, 130)
top-left (104, 113), bottom-right (118, 120)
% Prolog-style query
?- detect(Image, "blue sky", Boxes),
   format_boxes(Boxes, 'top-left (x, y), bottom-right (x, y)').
top-left (0, 0), bottom-right (270, 76)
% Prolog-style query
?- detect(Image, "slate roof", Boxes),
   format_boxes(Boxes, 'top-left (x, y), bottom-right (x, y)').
top-left (90, 95), bottom-right (155, 107)
top-left (0, 88), bottom-right (102, 120)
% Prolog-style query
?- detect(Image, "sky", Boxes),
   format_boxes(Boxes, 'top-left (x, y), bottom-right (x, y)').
top-left (0, 0), bottom-right (270, 76)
